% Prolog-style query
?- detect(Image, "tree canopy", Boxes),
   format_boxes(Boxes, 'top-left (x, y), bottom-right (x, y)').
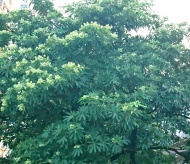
top-left (1, 0), bottom-right (190, 163)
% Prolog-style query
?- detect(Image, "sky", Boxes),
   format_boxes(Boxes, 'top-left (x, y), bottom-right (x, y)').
top-left (12, 0), bottom-right (190, 23)
top-left (154, 0), bottom-right (190, 23)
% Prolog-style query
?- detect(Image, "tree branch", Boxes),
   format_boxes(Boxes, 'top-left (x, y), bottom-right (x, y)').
top-left (110, 150), bottom-right (126, 162)
top-left (149, 146), bottom-right (187, 157)
top-left (110, 145), bottom-right (188, 162)
top-left (174, 114), bottom-right (190, 119)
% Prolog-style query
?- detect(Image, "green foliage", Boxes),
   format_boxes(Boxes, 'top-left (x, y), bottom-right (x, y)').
top-left (0, 13), bottom-right (8, 31)
top-left (0, 30), bottom-right (11, 47)
top-left (0, 0), bottom-right (190, 163)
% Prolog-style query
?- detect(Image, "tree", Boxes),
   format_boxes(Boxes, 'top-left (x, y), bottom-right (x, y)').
top-left (1, 0), bottom-right (190, 163)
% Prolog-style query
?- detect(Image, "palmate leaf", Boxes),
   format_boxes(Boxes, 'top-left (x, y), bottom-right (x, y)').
top-left (64, 111), bottom-right (76, 122)
top-left (110, 135), bottom-right (128, 153)
top-left (88, 141), bottom-right (102, 154)
top-left (108, 110), bottom-right (122, 122)
top-left (41, 124), bottom-right (55, 138)
top-left (57, 136), bottom-right (68, 146)
top-left (52, 125), bottom-right (63, 137)
top-left (72, 145), bottom-right (83, 157)
top-left (99, 137), bottom-right (110, 152)
top-left (68, 124), bottom-right (84, 143)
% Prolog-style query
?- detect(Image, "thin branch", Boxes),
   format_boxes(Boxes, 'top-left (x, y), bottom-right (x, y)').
top-left (175, 114), bottom-right (190, 119)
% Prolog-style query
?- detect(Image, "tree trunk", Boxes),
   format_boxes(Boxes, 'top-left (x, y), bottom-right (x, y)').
top-left (129, 151), bottom-right (136, 164)
top-left (129, 128), bottom-right (137, 164)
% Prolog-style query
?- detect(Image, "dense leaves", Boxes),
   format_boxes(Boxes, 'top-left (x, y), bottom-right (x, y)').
top-left (1, 0), bottom-right (190, 163)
